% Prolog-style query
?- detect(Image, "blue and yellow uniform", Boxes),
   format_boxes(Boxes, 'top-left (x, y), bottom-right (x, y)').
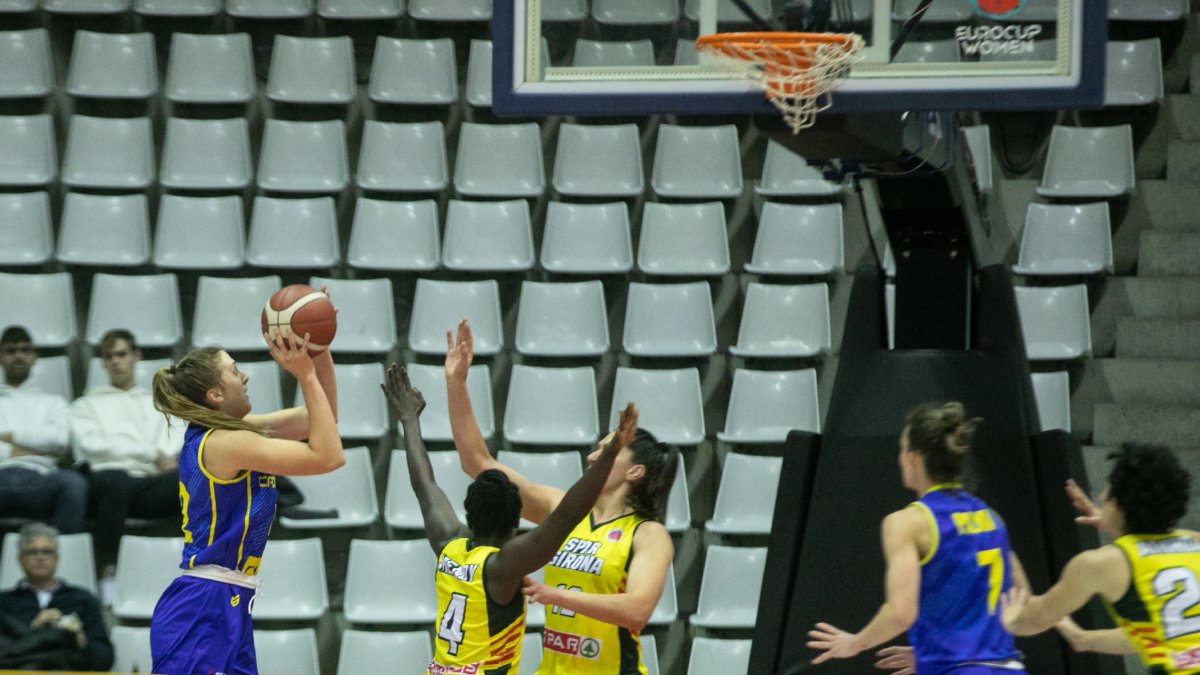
top-left (150, 423), bottom-right (277, 675)
top-left (909, 484), bottom-right (1025, 674)
top-left (429, 538), bottom-right (524, 675)
top-left (1106, 533), bottom-right (1200, 674)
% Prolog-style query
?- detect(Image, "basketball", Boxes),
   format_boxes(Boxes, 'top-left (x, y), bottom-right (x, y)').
top-left (260, 284), bottom-right (337, 354)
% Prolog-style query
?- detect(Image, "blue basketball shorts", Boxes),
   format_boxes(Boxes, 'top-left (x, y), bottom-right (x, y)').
top-left (150, 575), bottom-right (257, 675)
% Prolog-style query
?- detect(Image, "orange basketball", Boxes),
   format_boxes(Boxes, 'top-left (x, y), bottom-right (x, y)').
top-left (260, 284), bottom-right (337, 355)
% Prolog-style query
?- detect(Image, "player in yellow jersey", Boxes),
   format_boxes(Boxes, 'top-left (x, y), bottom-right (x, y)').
top-left (444, 320), bottom-right (678, 675)
top-left (1002, 443), bottom-right (1200, 674)
top-left (382, 364), bottom-right (639, 675)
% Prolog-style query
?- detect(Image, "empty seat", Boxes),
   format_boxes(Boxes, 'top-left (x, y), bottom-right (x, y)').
top-left (0, 191), bottom-right (52, 266)
top-left (160, 117), bottom-right (253, 191)
top-left (253, 538), bottom-right (328, 620)
top-left (1108, 0), bottom-right (1189, 21)
top-left (442, 199), bottom-right (535, 272)
top-left (464, 39), bottom-right (494, 110)
top-left (0, 29), bottom-right (52, 100)
top-left (623, 282), bottom-right (717, 358)
top-left (664, 456), bottom-right (691, 534)
top-left (690, 545), bottom-right (768, 629)
top-left (519, 633), bottom-right (542, 675)
top-left (278, 447), bottom-right (379, 529)
top-left (86, 273), bottom-right (183, 348)
top-left (226, 0), bottom-right (312, 17)
top-left (643, 635), bottom-right (662, 675)
top-left (267, 35), bottom-right (356, 106)
top-left (318, 0), bottom-right (404, 18)
top-left (154, 195), bottom-right (246, 270)
top-left (254, 629), bottom-right (320, 675)
top-left (62, 115), bottom-right (154, 190)
top-left (638, 202), bottom-right (730, 276)
top-left (962, 124), bottom-right (994, 196)
top-left (454, 123), bottom-right (545, 199)
top-left (134, 0), bottom-right (221, 15)
top-left (731, 283), bottom-right (831, 358)
top-left (408, 279), bottom-right (503, 356)
top-left (683, 0), bottom-right (773, 23)
top-left (499, 451), bottom-right (582, 529)
top-left (0, 114), bottom-right (55, 187)
top-left (257, 120), bottom-right (349, 193)
top-left (652, 124), bottom-right (743, 199)
top-left (110, 625), bottom-right (153, 674)
top-left (553, 123), bottom-right (644, 198)
top-left (514, 280), bottom-right (609, 358)
top-left (192, 275), bottom-right (282, 352)
top-left (166, 33), bottom-right (256, 105)
top-left (246, 196), bottom-right (340, 268)
top-left (541, 201), bottom-right (634, 274)
top-left (291, 363), bottom-right (389, 439)
top-left (337, 631), bottom-right (432, 675)
top-left (894, 39), bottom-right (962, 64)
top-left (718, 368), bottom-right (821, 444)
top-left (42, 0), bottom-right (130, 15)
top-left (593, 0), bottom-right (678, 25)
top-left (84, 356), bottom-right (171, 392)
top-left (356, 121), bottom-right (448, 193)
top-left (347, 198), bottom-right (440, 271)
top-left (1013, 202), bottom-right (1113, 276)
top-left (1014, 285), bottom-right (1092, 360)
top-left (573, 39), bottom-right (655, 67)
top-left (687, 637), bottom-right (753, 675)
top-left (1105, 38), bottom-right (1163, 106)
top-left (746, 202), bottom-right (844, 276)
top-left (65, 31), bottom-right (157, 101)
top-left (1031, 371), bottom-right (1071, 432)
top-left (1, 532), bottom-right (95, 593)
top-left (756, 140), bottom-right (841, 197)
top-left (0, 272), bottom-right (76, 348)
top-left (706, 452), bottom-right (782, 534)
top-left (344, 539), bottom-right (438, 624)
top-left (306, 276), bottom-right (398, 354)
top-left (408, 0), bottom-right (489, 20)
top-left (385, 448), bottom-right (473, 528)
top-left (112, 536), bottom-right (183, 620)
top-left (542, 0), bottom-right (585, 21)
top-left (397, 363), bottom-right (494, 442)
top-left (239, 360), bottom-right (283, 412)
top-left (368, 37), bottom-right (457, 106)
top-left (25, 354), bottom-right (72, 399)
top-left (57, 193), bottom-right (150, 267)
top-left (504, 365), bottom-right (599, 446)
top-left (648, 563), bottom-right (678, 625)
top-left (1037, 125), bottom-right (1135, 198)
top-left (609, 367), bottom-right (704, 445)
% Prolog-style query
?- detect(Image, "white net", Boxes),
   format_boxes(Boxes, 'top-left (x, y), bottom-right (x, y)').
top-left (696, 33), bottom-right (865, 133)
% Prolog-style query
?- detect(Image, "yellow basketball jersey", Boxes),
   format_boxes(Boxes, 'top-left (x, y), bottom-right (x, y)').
top-left (538, 512), bottom-right (648, 675)
top-left (429, 538), bottom-right (524, 675)
top-left (1105, 533), bottom-right (1200, 673)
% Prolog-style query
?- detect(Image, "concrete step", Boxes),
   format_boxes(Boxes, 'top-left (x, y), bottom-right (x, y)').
top-left (1116, 318), bottom-right (1200, 359)
top-left (1096, 277), bottom-right (1200, 319)
top-left (1138, 231), bottom-right (1200, 276)
top-left (1093, 403), bottom-right (1200, 449)
top-left (1081, 358), bottom-right (1200, 404)
top-left (1167, 140), bottom-right (1200, 183)
top-left (1193, 54), bottom-right (1199, 94)
top-left (1169, 94), bottom-right (1200, 140)
top-left (1140, 181), bottom-right (1200, 232)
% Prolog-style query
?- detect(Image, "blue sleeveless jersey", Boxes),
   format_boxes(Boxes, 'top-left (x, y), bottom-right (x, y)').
top-left (176, 423), bottom-right (277, 575)
top-left (909, 486), bottom-right (1022, 674)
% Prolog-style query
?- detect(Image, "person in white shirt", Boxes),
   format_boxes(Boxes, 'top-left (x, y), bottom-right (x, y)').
top-left (0, 326), bottom-right (86, 534)
top-left (69, 329), bottom-right (180, 585)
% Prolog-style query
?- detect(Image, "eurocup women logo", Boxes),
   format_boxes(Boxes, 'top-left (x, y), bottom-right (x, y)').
top-left (971, 0), bottom-right (1027, 19)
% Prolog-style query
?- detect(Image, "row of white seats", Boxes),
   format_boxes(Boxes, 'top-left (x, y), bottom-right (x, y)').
top-left (0, 0), bottom-right (486, 21)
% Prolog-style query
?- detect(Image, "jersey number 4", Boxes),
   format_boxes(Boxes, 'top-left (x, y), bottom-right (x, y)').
top-left (438, 592), bottom-right (468, 656)
top-left (1155, 567), bottom-right (1200, 640)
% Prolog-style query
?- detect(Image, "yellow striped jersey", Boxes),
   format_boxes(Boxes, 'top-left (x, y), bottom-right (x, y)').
top-left (538, 512), bottom-right (648, 675)
top-left (429, 538), bottom-right (524, 675)
top-left (1106, 533), bottom-right (1200, 674)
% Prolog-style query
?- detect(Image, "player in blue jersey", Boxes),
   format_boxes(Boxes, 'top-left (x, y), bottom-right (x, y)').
top-left (808, 402), bottom-right (1028, 674)
top-left (147, 327), bottom-right (344, 675)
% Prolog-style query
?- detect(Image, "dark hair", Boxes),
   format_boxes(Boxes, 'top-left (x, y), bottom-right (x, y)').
top-left (152, 347), bottom-right (262, 434)
top-left (0, 325), bottom-right (32, 345)
top-left (100, 329), bottom-right (138, 354)
top-left (1107, 443), bottom-right (1191, 535)
top-left (904, 402), bottom-right (979, 484)
top-left (465, 469), bottom-right (522, 541)
top-left (626, 428), bottom-right (679, 523)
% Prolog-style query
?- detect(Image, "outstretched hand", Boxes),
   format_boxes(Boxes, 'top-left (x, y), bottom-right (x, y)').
top-left (1065, 479), bottom-right (1101, 529)
top-left (601, 402), bottom-right (639, 457)
top-left (874, 646), bottom-right (914, 675)
top-left (263, 328), bottom-right (315, 378)
top-left (808, 623), bottom-right (864, 664)
top-left (382, 363), bottom-right (425, 423)
top-left (999, 583), bottom-right (1030, 634)
top-left (444, 318), bottom-right (473, 383)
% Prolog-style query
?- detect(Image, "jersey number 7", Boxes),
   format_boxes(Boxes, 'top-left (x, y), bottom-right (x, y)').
top-left (976, 548), bottom-right (1004, 615)
top-left (438, 592), bottom-right (468, 656)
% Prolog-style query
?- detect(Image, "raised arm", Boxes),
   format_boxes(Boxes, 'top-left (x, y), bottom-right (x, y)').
top-left (383, 363), bottom-right (468, 554)
top-left (445, 319), bottom-right (565, 523)
top-left (1002, 546), bottom-right (1128, 636)
top-left (1055, 617), bottom-right (1135, 655)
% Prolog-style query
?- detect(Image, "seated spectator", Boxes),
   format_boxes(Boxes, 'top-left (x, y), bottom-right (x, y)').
top-left (70, 329), bottom-right (180, 598)
top-left (0, 522), bottom-right (113, 671)
top-left (0, 326), bottom-right (86, 534)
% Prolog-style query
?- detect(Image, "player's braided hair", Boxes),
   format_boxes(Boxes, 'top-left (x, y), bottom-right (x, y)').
top-left (465, 469), bottom-right (522, 541)
top-left (904, 402), bottom-right (978, 484)
top-left (625, 429), bottom-right (679, 523)
top-left (1107, 443), bottom-right (1191, 535)
top-left (152, 347), bottom-right (264, 435)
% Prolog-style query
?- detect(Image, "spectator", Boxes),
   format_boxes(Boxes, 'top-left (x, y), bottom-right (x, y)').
top-left (0, 326), bottom-right (86, 534)
top-left (0, 522), bottom-right (113, 671)
top-left (70, 329), bottom-right (180, 597)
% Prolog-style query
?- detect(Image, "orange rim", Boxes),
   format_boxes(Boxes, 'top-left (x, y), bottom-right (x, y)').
top-left (695, 31), bottom-right (859, 65)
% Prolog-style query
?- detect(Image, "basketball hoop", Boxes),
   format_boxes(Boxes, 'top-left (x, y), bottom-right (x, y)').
top-left (695, 32), bottom-right (865, 134)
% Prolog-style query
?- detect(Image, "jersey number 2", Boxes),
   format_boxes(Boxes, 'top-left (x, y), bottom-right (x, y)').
top-left (438, 592), bottom-right (468, 656)
top-left (1154, 567), bottom-right (1200, 639)
top-left (976, 548), bottom-right (1004, 615)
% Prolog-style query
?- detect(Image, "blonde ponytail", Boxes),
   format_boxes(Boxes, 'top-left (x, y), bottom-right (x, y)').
top-left (153, 348), bottom-right (265, 435)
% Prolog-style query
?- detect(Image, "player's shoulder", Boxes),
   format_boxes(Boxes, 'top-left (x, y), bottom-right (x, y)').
top-left (632, 519), bottom-right (672, 550)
